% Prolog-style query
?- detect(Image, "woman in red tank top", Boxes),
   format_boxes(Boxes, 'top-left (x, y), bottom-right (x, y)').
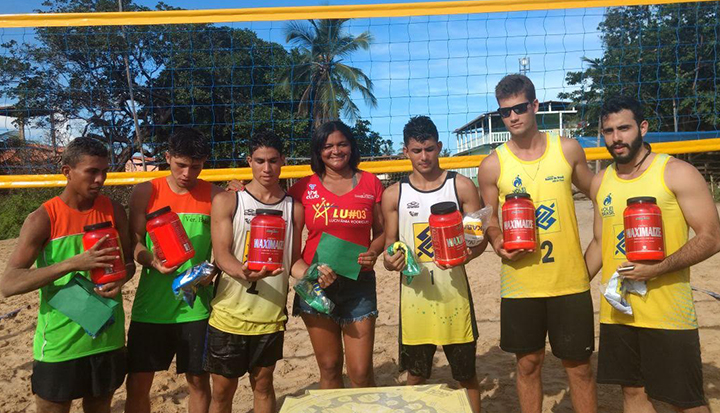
top-left (289, 121), bottom-right (385, 389)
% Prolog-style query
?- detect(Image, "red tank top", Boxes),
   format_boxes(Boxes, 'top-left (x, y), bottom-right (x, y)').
top-left (289, 171), bottom-right (384, 267)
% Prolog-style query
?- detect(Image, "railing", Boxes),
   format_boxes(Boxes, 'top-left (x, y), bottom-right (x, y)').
top-left (456, 129), bottom-right (559, 153)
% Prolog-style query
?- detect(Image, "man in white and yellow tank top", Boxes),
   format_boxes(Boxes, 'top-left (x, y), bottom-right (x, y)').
top-left (207, 131), bottom-right (305, 413)
top-left (585, 96), bottom-right (720, 411)
top-left (477, 75), bottom-right (597, 412)
top-left (382, 116), bottom-right (488, 413)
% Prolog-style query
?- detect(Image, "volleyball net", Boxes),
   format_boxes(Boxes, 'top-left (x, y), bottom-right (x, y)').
top-left (0, 0), bottom-right (718, 187)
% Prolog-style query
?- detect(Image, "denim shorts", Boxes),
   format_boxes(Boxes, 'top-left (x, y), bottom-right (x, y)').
top-left (292, 270), bottom-right (378, 324)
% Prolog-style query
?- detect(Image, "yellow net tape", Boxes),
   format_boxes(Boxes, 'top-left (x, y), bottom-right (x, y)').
top-left (0, 0), bottom-right (715, 28)
top-left (2, 138), bottom-right (718, 188)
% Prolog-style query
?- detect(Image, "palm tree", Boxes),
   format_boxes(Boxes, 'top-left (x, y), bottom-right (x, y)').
top-left (281, 19), bottom-right (377, 130)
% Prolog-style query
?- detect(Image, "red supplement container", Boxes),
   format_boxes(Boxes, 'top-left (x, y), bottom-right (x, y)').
top-left (146, 206), bottom-right (195, 268)
top-left (429, 202), bottom-right (467, 267)
top-left (82, 221), bottom-right (126, 285)
top-left (624, 196), bottom-right (665, 261)
top-left (502, 193), bottom-right (537, 251)
top-left (247, 209), bottom-right (286, 271)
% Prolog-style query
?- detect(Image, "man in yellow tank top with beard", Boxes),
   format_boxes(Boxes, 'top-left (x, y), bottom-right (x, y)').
top-left (585, 96), bottom-right (720, 412)
top-left (478, 75), bottom-right (597, 412)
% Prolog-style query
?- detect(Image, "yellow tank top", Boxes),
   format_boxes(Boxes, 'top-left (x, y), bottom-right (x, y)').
top-left (596, 154), bottom-right (696, 330)
top-left (496, 133), bottom-right (589, 298)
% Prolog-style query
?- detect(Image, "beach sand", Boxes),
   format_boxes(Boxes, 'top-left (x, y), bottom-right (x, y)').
top-left (0, 199), bottom-right (718, 412)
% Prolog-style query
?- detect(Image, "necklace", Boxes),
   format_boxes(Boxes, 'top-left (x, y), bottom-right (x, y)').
top-left (633, 146), bottom-right (652, 169)
top-left (509, 138), bottom-right (543, 181)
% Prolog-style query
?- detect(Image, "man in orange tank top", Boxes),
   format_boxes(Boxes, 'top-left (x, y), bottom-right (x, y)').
top-left (1, 138), bottom-right (134, 413)
top-left (477, 75), bottom-right (597, 412)
top-left (126, 128), bottom-right (222, 413)
top-left (585, 96), bottom-right (720, 412)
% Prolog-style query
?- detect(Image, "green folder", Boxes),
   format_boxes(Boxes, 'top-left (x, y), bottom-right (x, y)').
top-left (47, 274), bottom-right (119, 338)
top-left (313, 233), bottom-right (366, 280)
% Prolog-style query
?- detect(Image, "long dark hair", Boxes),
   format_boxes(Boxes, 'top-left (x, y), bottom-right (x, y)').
top-left (310, 121), bottom-right (360, 175)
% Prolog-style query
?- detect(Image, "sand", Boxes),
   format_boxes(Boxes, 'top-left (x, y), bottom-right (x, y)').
top-left (0, 199), bottom-right (719, 412)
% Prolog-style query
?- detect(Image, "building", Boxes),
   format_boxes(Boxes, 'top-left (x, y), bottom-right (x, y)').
top-left (452, 101), bottom-right (578, 182)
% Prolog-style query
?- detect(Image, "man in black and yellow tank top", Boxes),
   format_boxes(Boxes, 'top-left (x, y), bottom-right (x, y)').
top-left (585, 96), bottom-right (720, 411)
top-left (478, 75), bottom-right (597, 412)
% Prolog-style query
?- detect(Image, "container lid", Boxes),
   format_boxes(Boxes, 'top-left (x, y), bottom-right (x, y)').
top-left (505, 192), bottom-right (531, 200)
top-left (627, 196), bottom-right (657, 205)
top-left (83, 221), bottom-right (113, 232)
top-left (146, 206), bottom-right (172, 220)
top-left (430, 202), bottom-right (458, 215)
top-left (256, 209), bottom-right (283, 216)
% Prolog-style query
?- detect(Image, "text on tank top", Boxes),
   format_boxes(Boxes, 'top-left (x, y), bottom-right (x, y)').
top-left (209, 189), bottom-right (294, 335)
top-left (596, 154), bottom-right (696, 330)
top-left (34, 195), bottom-right (125, 362)
top-left (131, 177), bottom-right (213, 324)
top-left (397, 171), bottom-right (477, 345)
top-left (496, 132), bottom-right (589, 298)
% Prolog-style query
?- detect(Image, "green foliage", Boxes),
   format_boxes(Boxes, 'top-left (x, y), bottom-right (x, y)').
top-left (0, 188), bottom-right (61, 240)
top-left (352, 119), bottom-right (394, 158)
top-left (0, 2), bottom-right (391, 171)
top-left (0, 0), bottom-right (310, 170)
top-left (280, 19), bottom-right (378, 130)
top-left (559, 3), bottom-right (720, 136)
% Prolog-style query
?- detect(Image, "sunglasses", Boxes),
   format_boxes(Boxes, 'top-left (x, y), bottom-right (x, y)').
top-left (497, 101), bottom-right (531, 118)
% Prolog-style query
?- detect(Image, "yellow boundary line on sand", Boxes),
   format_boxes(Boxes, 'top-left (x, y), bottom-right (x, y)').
top-left (2, 138), bottom-right (719, 188)
top-left (0, 0), bottom-right (714, 28)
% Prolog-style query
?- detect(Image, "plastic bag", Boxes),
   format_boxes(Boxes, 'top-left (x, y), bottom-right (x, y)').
top-left (463, 206), bottom-right (493, 247)
top-left (293, 263), bottom-right (336, 314)
top-left (603, 271), bottom-right (647, 315)
top-left (171, 261), bottom-right (216, 308)
top-left (386, 241), bottom-right (421, 284)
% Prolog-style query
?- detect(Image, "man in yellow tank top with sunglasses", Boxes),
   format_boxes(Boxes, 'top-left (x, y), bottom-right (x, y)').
top-left (478, 75), bottom-right (597, 412)
top-left (585, 96), bottom-right (720, 412)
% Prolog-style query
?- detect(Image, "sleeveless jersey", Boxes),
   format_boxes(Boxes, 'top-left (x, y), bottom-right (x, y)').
top-left (209, 189), bottom-right (294, 335)
top-left (496, 132), bottom-right (589, 298)
top-left (34, 195), bottom-right (125, 362)
top-left (397, 171), bottom-right (477, 345)
top-left (131, 177), bottom-right (213, 324)
top-left (596, 154), bottom-right (696, 330)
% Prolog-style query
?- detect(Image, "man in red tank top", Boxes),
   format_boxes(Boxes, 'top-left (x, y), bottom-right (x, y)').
top-left (126, 128), bottom-right (222, 413)
top-left (1, 138), bottom-right (134, 413)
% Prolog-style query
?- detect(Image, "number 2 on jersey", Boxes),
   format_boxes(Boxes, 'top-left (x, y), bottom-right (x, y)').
top-left (541, 240), bottom-right (555, 263)
top-left (247, 281), bottom-right (259, 295)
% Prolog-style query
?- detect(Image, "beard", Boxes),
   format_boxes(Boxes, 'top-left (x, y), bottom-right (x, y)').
top-left (606, 132), bottom-right (644, 164)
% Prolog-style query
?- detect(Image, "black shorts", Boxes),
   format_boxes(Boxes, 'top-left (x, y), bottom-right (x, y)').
top-left (500, 290), bottom-right (594, 360)
top-left (127, 319), bottom-right (208, 375)
top-left (597, 323), bottom-right (706, 408)
top-left (399, 341), bottom-right (477, 382)
top-left (203, 325), bottom-right (284, 378)
top-left (31, 348), bottom-right (127, 403)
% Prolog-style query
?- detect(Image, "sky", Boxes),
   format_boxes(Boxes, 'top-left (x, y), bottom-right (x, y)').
top-left (1, 0), bottom-right (606, 154)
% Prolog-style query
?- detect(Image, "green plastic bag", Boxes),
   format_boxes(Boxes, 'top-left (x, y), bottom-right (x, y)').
top-left (293, 263), bottom-right (336, 314)
top-left (386, 241), bottom-right (421, 284)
